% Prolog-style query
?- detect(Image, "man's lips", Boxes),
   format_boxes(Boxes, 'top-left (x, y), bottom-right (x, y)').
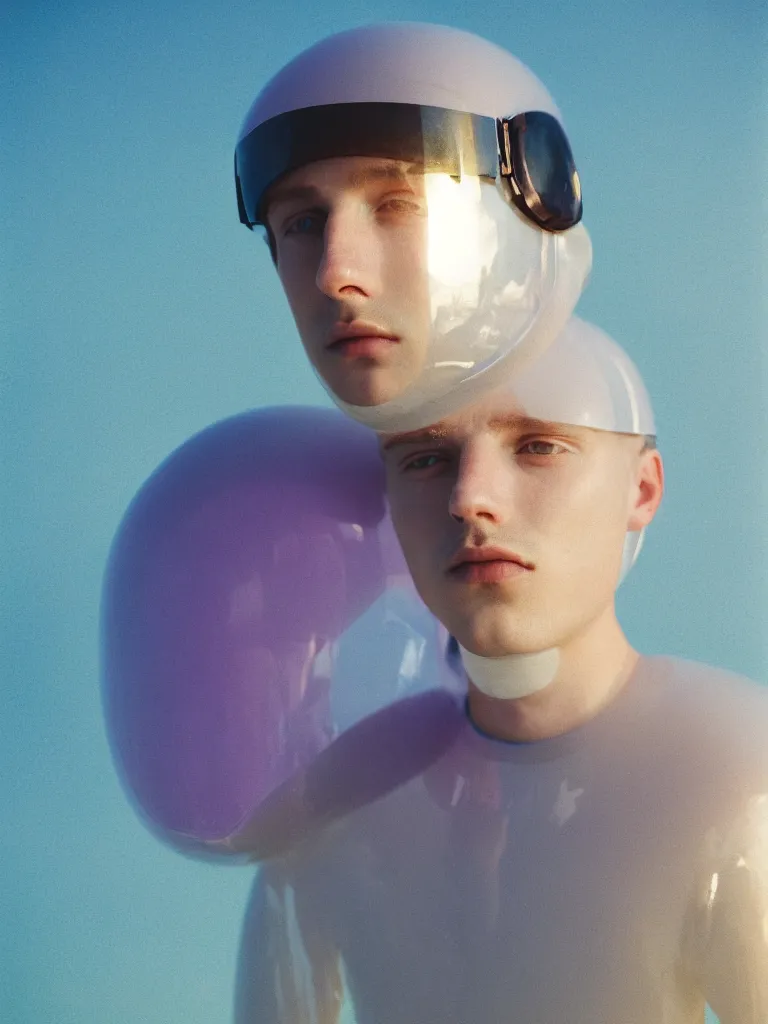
top-left (447, 547), bottom-right (533, 584)
top-left (328, 322), bottom-right (400, 354)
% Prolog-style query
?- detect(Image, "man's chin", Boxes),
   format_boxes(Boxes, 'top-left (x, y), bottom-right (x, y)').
top-left (464, 646), bottom-right (544, 660)
top-left (324, 371), bottom-right (410, 409)
top-left (451, 624), bottom-right (548, 660)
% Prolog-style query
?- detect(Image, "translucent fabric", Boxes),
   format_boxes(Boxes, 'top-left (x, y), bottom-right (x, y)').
top-left (234, 656), bottom-right (768, 1023)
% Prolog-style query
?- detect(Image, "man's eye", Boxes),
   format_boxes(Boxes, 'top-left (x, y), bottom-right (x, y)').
top-left (519, 440), bottom-right (568, 457)
top-left (284, 211), bottom-right (325, 236)
top-left (402, 453), bottom-right (444, 473)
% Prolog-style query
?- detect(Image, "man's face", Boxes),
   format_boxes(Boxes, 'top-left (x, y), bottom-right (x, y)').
top-left (382, 401), bottom-right (663, 657)
top-left (264, 157), bottom-right (432, 407)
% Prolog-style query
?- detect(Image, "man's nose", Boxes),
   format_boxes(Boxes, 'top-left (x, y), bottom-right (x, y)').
top-left (316, 207), bottom-right (381, 300)
top-left (448, 443), bottom-right (510, 525)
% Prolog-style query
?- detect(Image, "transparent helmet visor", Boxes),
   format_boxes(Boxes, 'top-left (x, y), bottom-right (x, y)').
top-left (236, 103), bottom-right (591, 432)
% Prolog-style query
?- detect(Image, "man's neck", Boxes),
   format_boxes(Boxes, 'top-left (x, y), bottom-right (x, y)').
top-left (466, 608), bottom-right (638, 743)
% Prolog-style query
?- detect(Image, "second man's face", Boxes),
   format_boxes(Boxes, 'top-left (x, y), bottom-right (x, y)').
top-left (265, 156), bottom-right (433, 408)
top-left (381, 400), bottom-right (663, 659)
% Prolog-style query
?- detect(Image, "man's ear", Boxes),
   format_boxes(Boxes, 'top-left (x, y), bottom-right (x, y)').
top-left (627, 448), bottom-right (664, 531)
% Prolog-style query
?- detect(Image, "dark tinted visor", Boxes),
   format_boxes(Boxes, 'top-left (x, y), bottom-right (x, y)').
top-left (235, 102), bottom-right (499, 227)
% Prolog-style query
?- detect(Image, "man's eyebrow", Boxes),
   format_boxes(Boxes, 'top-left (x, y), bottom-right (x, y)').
top-left (265, 183), bottom-right (322, 209)
top-left (381, 415), bottom-right (585, 453)
top-left (381, 414), bottom-right (590, 454)
top-left (345, 162), bottom-right (423, 189)
top-left (485, 414), bottom-right (577, 435)
top-left (380, 426), bottom-right (448, 452)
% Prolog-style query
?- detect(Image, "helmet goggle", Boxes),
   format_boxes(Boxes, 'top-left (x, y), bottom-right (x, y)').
top-left (235, 102), bottom-right (582, 235)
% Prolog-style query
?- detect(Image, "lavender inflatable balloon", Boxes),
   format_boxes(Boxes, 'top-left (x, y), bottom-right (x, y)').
top-left (101, 407), bottom-right (412, 855)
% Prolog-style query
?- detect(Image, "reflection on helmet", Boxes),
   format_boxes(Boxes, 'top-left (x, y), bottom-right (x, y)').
top-left (235, 23), bottom-right (592, 431)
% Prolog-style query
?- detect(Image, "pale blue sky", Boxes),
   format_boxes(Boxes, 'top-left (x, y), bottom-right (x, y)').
top-left (4, 0), bottom-right (766, 1020)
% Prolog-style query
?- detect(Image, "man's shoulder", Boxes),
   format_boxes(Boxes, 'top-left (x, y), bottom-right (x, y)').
top-left (643, 654), bottom-right (768, 778)
top-left (645, 653), bottom-right (768, 719)
top-left (649, 653), bottom-right (764, 694)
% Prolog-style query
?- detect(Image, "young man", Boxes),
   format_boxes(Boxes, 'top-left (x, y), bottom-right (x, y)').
top-left (234, 319), bottom-right (768, 1024)
top-left (235, 23), bottom-right (592, 431)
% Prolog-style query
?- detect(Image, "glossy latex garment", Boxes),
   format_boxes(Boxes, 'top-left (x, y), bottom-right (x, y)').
top-left (235, 656), bottom-right (768, 1024)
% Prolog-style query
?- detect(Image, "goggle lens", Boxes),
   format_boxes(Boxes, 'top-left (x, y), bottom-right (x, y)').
top-left (501, 111), bottom-right (582, 232)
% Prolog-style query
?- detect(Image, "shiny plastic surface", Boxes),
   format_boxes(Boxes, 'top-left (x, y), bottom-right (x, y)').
top-left (237, 24), bottom-right (563, 140)
top-left (102, 318), bottom-right (652, 849)
top-left (237, 22), bottom-right (592, 431)
top-left (323, 169), bottom-right (591, 432)
top-left (102, 390), bottom-right (767, 1019)
top-left (101, 407), bottom-right (447, 852)
top-left (235, 656), bottom-right (768, 1023)
top-left (498, 314), bottom-right (655, 437)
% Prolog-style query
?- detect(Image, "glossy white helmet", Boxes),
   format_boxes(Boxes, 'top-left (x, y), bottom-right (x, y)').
top-left (236, 23), bottom-right (592, 432)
